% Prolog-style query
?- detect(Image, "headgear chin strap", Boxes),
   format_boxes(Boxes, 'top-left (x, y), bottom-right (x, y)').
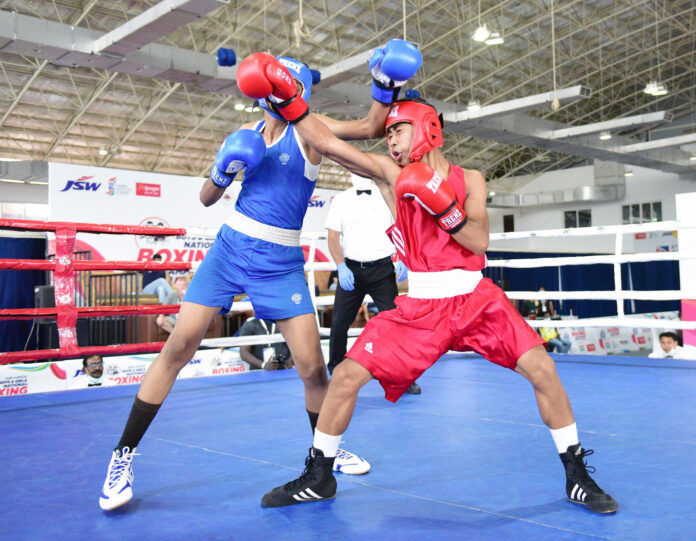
top-left (258, 57), bottom-right (313, 120)
top-left (385, 99), bottom-right (443, 162)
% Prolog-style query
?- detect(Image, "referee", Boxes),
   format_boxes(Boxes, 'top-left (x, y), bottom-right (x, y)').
top-left (325, 174), bottom-right (420, 394)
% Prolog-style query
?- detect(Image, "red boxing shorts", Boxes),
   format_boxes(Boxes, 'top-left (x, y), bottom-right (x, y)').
top-left (347, 278), bottom-right (545, 402)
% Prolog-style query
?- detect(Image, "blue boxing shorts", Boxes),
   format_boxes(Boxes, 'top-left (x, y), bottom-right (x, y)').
top-left (183, 225), bottom-right (315, 320)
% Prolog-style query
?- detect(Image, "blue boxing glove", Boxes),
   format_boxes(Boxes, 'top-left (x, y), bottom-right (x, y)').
top-left (337, 262), bottom-right (355, 291)
top-left (395, 260), bottom-right (408, 282)
top-left (210, 129), bottom-right (266, 188)
top-left (370, 39), bottom-right (423, 104)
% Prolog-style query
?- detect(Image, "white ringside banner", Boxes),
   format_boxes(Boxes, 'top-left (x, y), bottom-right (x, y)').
top-left (47, 162), bottom-right (338, 267)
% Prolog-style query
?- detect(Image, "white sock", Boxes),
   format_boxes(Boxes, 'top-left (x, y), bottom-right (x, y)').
top-left (313, 429), bottom-right (341, 458)
top-left (550, 423), bottom-right (579, 453)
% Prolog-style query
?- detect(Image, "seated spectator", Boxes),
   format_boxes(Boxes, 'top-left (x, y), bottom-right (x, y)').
top-left (155, 275), bottom-right (188, 334)
top-left (70, 354), bottom-right (113, 389)
top-left (649, 331), bottom-right (686, 359)
top-left (522, 287), bottom-right (556, 319)
top-left (141, 253), bottom-right (173, 303)
top-left (238, 317), bottom-right (294, 370)
top-left (327, 270), bottom-right (339, 291)
top-left (540, 326), bottom-right (571, 354)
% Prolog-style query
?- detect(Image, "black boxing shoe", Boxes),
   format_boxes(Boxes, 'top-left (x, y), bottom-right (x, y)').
top-left (560, 443), bottom-right (618, 514)
top-left (261, 447), bottom-right (337, 508)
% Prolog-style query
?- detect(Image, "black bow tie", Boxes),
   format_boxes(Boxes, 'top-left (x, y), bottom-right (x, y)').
top-left (357, 189), bottom-right (371, 195)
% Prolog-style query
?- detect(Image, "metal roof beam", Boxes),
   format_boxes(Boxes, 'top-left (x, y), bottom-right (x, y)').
top-left (443, 86), bottom-right (591, 123)
top-left (92, 0), bottom-right (229, 57)
top-left (547, 112), bottom-right (673, 140)
top-left (618, 133), bottom-right (696, 153)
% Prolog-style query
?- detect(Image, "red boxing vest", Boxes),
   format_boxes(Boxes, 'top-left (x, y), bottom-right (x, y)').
top-left (387, 164), bottom-right (486, 273)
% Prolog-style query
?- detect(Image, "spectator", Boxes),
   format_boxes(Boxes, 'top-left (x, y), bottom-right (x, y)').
top-left (327, 270), bottom-right (339, 291)
top-left (238, 317), bottom-right (294, 370)
top-left (649, 331), bottom-right (687, 359)
top-left (70, 354), bottom-right (112, 388)
top-left (540, 326), bottom-right (571, 354)
top-left (156, 276), bottom-right (188, 334)
top-left (141, 253), bottom-right (173, 304)
top-left (325, 174), bottom-right (420, 394)
top-left (522, 287), bottom-right (555, 319)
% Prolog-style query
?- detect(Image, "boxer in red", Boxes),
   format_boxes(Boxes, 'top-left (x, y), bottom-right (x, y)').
top-left (236, 62), bottom-right (617, 513)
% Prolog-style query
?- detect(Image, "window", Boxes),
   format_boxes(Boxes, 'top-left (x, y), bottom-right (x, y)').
top-left (622, 201), bottom-right (662, 224)
top-left (503, 214), bottom-right (514, 232)
top-left (564, 209), bottom-right (591, 228)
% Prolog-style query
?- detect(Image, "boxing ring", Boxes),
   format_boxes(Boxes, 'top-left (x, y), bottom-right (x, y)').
top-left (1, 218), bottom-right (696, 540)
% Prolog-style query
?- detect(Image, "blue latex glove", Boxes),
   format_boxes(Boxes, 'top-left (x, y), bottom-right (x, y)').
top-left (337, 262), bottom-right (355, 291)
top-left (395, 260), bottom-right (408, 282)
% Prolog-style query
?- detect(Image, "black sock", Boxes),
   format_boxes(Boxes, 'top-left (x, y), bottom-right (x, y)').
top-left (307, 410), bottom-right (319, 435)
top-left (116, 396), bottom-right (161, 450)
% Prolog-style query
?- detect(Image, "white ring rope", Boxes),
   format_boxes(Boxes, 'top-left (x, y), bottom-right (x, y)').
top-left (184, 221), bottom-right (696, 334)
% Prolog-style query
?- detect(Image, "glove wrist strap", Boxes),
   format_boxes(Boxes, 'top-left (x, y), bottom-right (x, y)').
top-left (371, 79), bottom-right (400, 104)
top-left (435, 201), bottom-right (467, 234)
top-left (210, 165), bottom-right (235, 188)
top-left (273, 91), bottom-right (309, 123)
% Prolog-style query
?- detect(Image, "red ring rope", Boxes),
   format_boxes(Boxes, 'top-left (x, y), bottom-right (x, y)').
top-left (0, 219), bottom-right (192, 365)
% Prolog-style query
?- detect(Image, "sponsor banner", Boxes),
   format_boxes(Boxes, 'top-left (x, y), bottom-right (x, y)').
top-left (559, 311), bottom-right (679, 355)
top-left (0, 349), bottom-right (251, 396)
top-left (0, 340), bottom-right (333, 397)
top-left (48, 163), bottom-right (338, 269)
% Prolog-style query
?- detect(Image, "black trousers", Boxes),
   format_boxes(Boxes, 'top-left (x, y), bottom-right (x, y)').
top-left (328, 257), bottom-right (398, 374)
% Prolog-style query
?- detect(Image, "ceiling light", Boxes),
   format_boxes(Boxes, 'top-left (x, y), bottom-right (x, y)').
top-left (488, 191), bottom-right (496, 196)
top-left (598, 131), bottom-right (612, 141)
top-left (244, 106), bottom-right (254, 113)
top-left (29, 180), bottom-right (49, 185)
top-left (467, 99), bottom-right (481, 111)
top-left (624, 171), bottom-right (633, 177)
top-left (234, 103), bottom-right (245, 111)
top-left (690, 156), bottom-right (696, 161)
top-left (485, 31), bottom-right (504, 45)
top-left (643, 80), bottom-right (668, 96)
top-left (0, 157), bottom-right (21, 162)
top-left (0, 178), bottom-right (24, 184)
top-left (472, 24), bottom-right (490, 42)
top-left (98, 147), bottom-right (108, 156)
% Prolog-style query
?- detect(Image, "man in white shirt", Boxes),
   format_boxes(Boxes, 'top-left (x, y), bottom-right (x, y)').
top-left (325, 174), bottom-right (420, 394)
top-left (649, 331), bottom-right (687, 359)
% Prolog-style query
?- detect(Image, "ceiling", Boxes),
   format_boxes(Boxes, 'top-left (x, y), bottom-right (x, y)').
top-left (0, 0), bottom-right (694, 190)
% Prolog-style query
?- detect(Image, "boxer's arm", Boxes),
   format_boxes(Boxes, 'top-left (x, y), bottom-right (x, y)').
top-left (311, 100), bottom-right (390, 141)
top-left (449, 170), bottom-right (489, 255)
top-left (294, 113), bottom-right (400, 185)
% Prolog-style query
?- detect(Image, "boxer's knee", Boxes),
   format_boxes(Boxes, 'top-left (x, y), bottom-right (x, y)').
top-left (331, 358), bottom-right (372, 394)
top-left (516, 346), bottom-right (560, 389)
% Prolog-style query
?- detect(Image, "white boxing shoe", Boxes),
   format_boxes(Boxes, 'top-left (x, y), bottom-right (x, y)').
top-left (333, 448), bottom-right (370, 475)
top-left (99, 446), bottom-right (136, 510)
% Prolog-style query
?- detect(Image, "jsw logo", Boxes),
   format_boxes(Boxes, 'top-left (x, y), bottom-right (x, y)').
top-left (308, 196), bottom-right (325, 208)
top-left (60, 177), bottom-right (101, 192)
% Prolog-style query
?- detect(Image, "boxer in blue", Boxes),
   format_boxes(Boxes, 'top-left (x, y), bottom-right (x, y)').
top-left (99, 41), bottom-right (423, 511)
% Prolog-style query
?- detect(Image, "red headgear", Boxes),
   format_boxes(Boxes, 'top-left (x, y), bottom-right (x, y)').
top-left (385, 100), bottom-right (443, 162)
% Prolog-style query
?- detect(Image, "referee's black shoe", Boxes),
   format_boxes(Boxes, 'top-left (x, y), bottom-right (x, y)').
top-left (261, 447), bottom-right (337, 508)
top-left (560, 443), bottom-right (618, 514)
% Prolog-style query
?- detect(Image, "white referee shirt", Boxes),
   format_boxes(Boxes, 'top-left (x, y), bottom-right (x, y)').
top-left (325, 187), bottom-right (396, 262)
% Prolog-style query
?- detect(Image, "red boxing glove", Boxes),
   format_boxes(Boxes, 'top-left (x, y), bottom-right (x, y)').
top-left (395, 162), bottom-right (467, 233)
top-left (236, 53), bottom-right (308, 123)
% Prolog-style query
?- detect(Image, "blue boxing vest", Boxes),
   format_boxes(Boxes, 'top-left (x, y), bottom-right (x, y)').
top-left (232, 121), bottom-right (320, 230)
